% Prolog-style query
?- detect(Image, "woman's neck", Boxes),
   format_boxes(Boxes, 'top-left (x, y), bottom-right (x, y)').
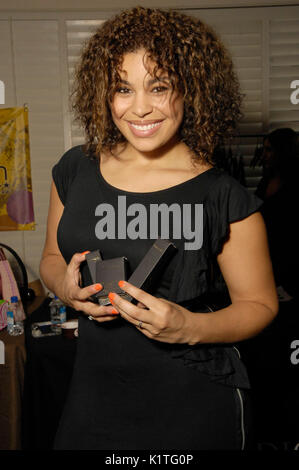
top-left (109, 140), bottom-right (201, 171)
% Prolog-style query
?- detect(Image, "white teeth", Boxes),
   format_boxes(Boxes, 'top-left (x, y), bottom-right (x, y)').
top-left (130, 122), bottom-right (161, 130)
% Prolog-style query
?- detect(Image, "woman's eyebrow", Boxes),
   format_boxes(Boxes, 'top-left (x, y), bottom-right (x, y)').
top-left (119, 77), bottom-right (170, 86)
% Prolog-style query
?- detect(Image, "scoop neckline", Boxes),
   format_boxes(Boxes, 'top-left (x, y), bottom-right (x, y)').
top-left (96, 156), bottom-right (217, 196)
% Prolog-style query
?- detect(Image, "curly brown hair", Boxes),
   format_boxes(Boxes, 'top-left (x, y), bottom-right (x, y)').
top-left (70, 6), bottom-right (243, 165)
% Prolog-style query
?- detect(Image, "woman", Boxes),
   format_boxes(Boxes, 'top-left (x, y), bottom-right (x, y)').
top-left (255, 128), bottom-right (299, 298)
top-left (40, 6), bottom-right (278, 450)
top-left (256, 128), bottom-right (299, 200)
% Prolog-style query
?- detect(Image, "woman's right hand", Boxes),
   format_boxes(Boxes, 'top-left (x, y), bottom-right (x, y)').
top-left (58, 251), bottom-right (119, 322)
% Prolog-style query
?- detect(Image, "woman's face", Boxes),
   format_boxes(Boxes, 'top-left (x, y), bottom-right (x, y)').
top-left (109, 49), bottom-right (184, 157)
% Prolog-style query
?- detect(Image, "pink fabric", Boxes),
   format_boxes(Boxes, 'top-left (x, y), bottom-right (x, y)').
top-left (0, 248), bottom-right (26, 322)
top-left (0, 300), bottom-right (8, 330)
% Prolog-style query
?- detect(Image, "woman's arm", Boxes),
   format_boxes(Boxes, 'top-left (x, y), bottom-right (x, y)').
top-left (192, 211), bottom-right (279, 344)
top-left (39, 181), bottom-right (68, 297)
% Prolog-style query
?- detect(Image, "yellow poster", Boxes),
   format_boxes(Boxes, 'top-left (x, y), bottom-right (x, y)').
top-left (0, 106), bottom-right (35, 231)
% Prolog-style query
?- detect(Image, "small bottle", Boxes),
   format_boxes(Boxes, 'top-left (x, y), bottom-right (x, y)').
top-left (7, 310), bottom-right (15, 335)
top-left (50, 295), bottom-right (61, 334)
top-left (59, 304), bottom-right (67, 324)
top-left (8, 296), bottom-right (24, 336)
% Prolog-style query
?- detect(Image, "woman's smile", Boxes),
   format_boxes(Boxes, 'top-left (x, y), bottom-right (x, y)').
top-left (127, 119), bottom-right (164, 137)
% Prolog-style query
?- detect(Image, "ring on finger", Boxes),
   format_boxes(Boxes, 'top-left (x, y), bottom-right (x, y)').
top-left (88, 315), bottom-right (93, 321)
top-left (138, 320), bottom-right (143, 329)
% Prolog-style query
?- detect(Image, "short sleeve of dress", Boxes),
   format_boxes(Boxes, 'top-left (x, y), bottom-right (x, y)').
top-left (207, 172), bottom-right (263, 257)
top-left (52, 145), bottom-right (84, 205)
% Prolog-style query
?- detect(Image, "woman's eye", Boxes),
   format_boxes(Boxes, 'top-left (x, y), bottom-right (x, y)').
top-left (153, 86), bottom-right (168, 93)
top-left (116, 87), bottom-right (131, 94)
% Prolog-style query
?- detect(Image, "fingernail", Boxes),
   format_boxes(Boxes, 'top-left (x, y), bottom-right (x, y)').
top-left (111, 308), bottom-right (119, 314)
top-left (108, 292), bottom-right (115, 302)
top-left (81, 250), bottom-right (90, 255)
top-left (94, 283), bottom-right (103, 291)
top-left (118, 280), bottom-right (125, 288)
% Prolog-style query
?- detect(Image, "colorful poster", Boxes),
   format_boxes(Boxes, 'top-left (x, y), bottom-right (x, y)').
top-left (0, 106), bottom-right (35, 230)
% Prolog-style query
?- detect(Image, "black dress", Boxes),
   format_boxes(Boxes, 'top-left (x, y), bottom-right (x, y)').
top-left (52, 145), bottom-right (262, 450)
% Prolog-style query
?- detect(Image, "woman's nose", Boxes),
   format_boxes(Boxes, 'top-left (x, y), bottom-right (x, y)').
top-left (131, 91), bottom-right (153, 116)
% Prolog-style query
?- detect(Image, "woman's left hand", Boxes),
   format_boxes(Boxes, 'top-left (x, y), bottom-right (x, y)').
top-left (108, 280), bottom-right (198, 345)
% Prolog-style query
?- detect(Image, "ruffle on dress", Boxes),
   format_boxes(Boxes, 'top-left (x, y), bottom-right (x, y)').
top-left (169, 296), bottom-right (251, 389)
top-left (171, 343), bottom-right (251, 389)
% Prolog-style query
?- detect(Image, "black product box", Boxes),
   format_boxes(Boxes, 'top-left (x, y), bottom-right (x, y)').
top-left (123, 239), bottom-right (177, 304)
top-left (80, 249), bottom-right (102, 289)
top-left (93, 256), bottom-right (130, 306)
top-left (85, 250), bottom-right (102, 282)
top-left (80, 239), bottom-right (177, 306)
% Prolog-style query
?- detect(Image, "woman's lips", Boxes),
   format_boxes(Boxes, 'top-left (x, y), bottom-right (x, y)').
top-left (127, 120), bottom-right (163, 137)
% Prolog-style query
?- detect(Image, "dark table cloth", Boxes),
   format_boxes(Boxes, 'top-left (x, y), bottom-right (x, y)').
top-left (22, 298), bottom-right (77, 450)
